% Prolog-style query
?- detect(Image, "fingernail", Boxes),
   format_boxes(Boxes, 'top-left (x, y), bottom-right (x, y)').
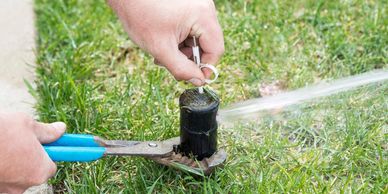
top-left (188, 78), bottom-right (204, 86)
top-left (51, 122), bottom-right (66, 132)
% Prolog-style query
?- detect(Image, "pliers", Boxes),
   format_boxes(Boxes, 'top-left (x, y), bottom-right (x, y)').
top-left (43, 134), bottom-right (226, 175)
top-left (44, 134), bottom-right (179, 162)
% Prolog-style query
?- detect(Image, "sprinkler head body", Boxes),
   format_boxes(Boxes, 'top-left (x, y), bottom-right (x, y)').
top-left (179, 88), bottom-right (219, 160)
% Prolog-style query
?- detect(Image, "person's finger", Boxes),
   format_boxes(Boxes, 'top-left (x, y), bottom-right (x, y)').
top-left (179, 47), bottom-right (214, 79)
top-left (26, 141), bottom-right (58, 188)
top-left (201, 66), bottom-right (213, 79)
top-left (155, 47), bottom-right (193, 66)
top-left (196, 17), bottom-right (224, 66)
top-left (155, 53), bottom-right (193, 66)
top-left (41, 150), bottom-right (57, 178)
top-left (155, 44), bottom-right (205, 86)
top-left (33, 148), bottom-right (57, 185)
top-left (33, 122), bottom-right (66, 144)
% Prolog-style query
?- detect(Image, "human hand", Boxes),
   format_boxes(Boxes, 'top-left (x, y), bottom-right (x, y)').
top-left (108, 0), bottom-right (224, 86)
top-left (0, 112), bottom-right (66, 194)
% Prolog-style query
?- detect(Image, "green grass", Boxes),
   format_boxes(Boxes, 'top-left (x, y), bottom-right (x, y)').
top-left (34, 0), bottom-right (387, 193)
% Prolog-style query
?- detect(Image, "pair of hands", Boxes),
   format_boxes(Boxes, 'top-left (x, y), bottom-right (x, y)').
top-left (0, 0), bottom-right (224, 193)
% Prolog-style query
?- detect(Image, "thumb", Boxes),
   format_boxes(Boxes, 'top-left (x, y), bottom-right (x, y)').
top-left (33, 122), bottom-right (66, 144)
top-left (157, 47), bottom-right (206, 86)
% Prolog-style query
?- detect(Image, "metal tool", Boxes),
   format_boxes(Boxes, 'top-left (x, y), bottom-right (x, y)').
top-left (44, 133), bottom-right (226, 175)
top-left (192, 36), bottom-right (204, 93)
top-left (192, 36), bottom-right (219, 87)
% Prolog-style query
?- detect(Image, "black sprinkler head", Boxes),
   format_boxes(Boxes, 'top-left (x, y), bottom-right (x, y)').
top-left (149, 88), bottom-right (225, 176)
top-left (179, 88), bottom-right (219, 160)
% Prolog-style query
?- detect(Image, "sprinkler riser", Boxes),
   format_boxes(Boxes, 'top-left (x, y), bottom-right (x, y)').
top-left (179, 88), bottom-right (219, 160)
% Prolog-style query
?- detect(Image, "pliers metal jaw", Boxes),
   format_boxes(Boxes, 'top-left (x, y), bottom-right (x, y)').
top-left (149, 149), bottom-right (227, 176)
top-left (44, 134), bottom-right (226, 175)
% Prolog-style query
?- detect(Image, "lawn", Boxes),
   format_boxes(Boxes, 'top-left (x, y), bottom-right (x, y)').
top-left (34, 0), bottom-right (387, 193)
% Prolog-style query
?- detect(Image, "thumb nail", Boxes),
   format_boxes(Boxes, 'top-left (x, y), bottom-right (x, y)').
top-left (51, 122), bottom-right (66, 132)
top-left (188, 78), bottom-right (204, 86)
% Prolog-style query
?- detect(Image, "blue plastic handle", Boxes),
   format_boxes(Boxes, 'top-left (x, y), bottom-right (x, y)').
top-left (43, 133), bottom-right (105, 162)
top-left (44, 146), bottom-right (106, 162)
top-left (44, 134), bottom-right (100, 147)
